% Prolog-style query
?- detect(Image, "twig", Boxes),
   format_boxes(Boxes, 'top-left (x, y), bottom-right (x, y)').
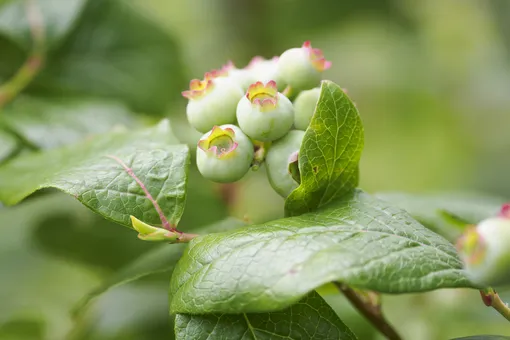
top-left (480, 288), bottom-right (510, 322)
top-left (0, 0), bottom-right (46, 108)
top-left (334, 282), bottom-right (402, 340)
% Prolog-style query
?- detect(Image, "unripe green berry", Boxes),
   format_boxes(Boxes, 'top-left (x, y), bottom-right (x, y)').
top-left (246, 56), bottom-right (286, 91)
top-left (183, 76), bottom-right (244, 133)
top-left (277, 41), bottom-right (331, 90)
top-left (196, 124), bottom-right (253, 183)
top-left (265, 130), bottom-right (305, 198)
top-left (457, 205), bottom-right (510, 287)
top-left (294, 88), bottom-right (320, 130)
top-left (221, 61), bottom-right (256, 91)
top-left (237, 81), bottom-right (294, 142)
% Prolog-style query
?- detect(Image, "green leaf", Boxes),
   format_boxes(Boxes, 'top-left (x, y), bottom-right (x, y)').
top-left (28, 0), bottom-right (185, 114)
top-left (376, 192), bottom-right (507, 241)
top-left (0, 129), bottom-right (19, 163)
top-left (170, 190), bottom-right (474, 315)
top-left (75, 218), bottom-right (245, 314)
top-left (0, 120), bottom-right (189, 228)
top-left (0, 96), bottom-right (136, 149)
top-left (285, 80), bottom-right (364, 216)
top-left (0, 0), bottom-right (87, 50)
top-left (451, 337), bottom-right (510, 340)
top-left (174, 291), bottom-right (357, 340)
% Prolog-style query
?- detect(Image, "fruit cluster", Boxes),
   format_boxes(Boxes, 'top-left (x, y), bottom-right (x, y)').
top-left (182, 41), bottom-right (331, 198)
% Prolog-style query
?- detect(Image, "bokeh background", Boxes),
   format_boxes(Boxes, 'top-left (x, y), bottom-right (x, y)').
top-left (0, 0), bottom-right (510, 339)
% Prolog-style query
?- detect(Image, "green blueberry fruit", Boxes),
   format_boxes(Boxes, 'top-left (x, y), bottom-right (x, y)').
top-left (183, 77), bottom-right (244, 133)
top-left (277, 41), bottom-right (331, 91)
top-left (457, 206), bottom-right (510, 287)
top-left (236, 81), bottom-right (294, 142)
top-left (294, 87), bottom-right (320, 130)
top-left (265, 130), bottom-right (305, 198)
top-left (196, 124), bottom-right (254, 183)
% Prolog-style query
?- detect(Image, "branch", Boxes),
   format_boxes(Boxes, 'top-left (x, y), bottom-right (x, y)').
top-left (480, 288), bottom-right (510, 322)
top-left (0, 0), bottom-right (46, 108)
top-left (334, 282), bottom-right (402, 340)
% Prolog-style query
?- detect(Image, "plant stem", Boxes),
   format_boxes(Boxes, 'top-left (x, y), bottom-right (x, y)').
top-left (0, 0), bottom-right (46, 109)
top-left (480, 288), bottom-right (510, 322)
top-left (334, 282), bottom-right (402, 340)
top-left (492, 293), bottom-right (510, 321)
top-left (176, 232), bottom-right (199, 243)
top-left (251, 141), bottom-right (271, 171)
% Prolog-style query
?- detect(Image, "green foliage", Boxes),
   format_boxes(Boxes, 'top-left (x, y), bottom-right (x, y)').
top-left (285, 81), bottom-right (363, 216)
top-left (0, 96), bottom-right (136, 149)
top-left (174, 291), bottom-right (357, 340)
top-left (170, 189), bottom-right (474, 315)
top-left (377, 192), bottom-right (507, 241)
top-left (0, 120), bottom-right (190, 227)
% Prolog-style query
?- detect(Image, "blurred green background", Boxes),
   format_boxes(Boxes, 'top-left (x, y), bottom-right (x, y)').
top-left (0, 0), bottom-right (509, 339)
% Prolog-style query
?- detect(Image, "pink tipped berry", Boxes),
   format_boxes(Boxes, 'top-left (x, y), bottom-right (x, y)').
top-left (265, 130), bottom-right (305, 198)
top-left (236, 81), bottom-right (294, 142)
top-left (182, 72), bottom-right (244, 133)
top-left (246, 56), bottom-right (286, 91)
top-left (196, 125), bottom-right (253, 183)
top-left (294, 87), bottom-right (320, 130)
top-left (277, 41), bottom-right (331, 90)
top-left (457, 204), bottom-right (510, 286)
top-left (221, 61), bottom-right (256, 91)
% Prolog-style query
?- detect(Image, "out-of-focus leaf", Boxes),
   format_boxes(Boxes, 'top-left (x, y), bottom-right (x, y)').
top-left (29, 0), bottom-right (185, 114)
top-left (0, 129), bottom-right (19, 162)
top-left (285, 81), bottom-right (364, 216)
top-left (170, 190), bottom-right (473, 315)
top-left (376, 192), bottom-right (507, 241)
top-left (0, 96), bottom-right (137, 149)
top-left (451, 336), bottom-right (510, 340)
top-left (0, 120), bottom-right (189, 228)
top-left (0, 194), bottom-right (100, 338)
top-left (69, 281), bottom-right (175, 340)
top-left (0, 0), bottom-right (87, 50)
top-left (174, 291), bottom-right (357, 340)
top-left (32, 202), bottom-right (154, 271)
top-left (0, 318), bottom-right (45, 340)
top-left (76, 217), bottom-right (245, 314)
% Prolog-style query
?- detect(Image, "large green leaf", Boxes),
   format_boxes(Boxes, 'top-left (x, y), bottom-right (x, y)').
top-left (452, 337), bottom-right (510, 340)
top-left (0, 0), bottom-right (86, 50)
top-left (27, 0), bottom-right (185, 114)
top-left (285, 81), bottom-right (364, 216)
top-left (174, 291), bottom-right (357, 340)
top-left (170, 190), bottom-right (474, 315)
top-left (0, 120), bottom-right (189, 228)
top-left (0, 96), bottom-right (136, 149)
top-left (377, 192), bottom-right (507, 241)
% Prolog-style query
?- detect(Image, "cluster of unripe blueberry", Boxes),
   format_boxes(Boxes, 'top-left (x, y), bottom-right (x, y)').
top-left (182, 41), bottom-right (331, 198)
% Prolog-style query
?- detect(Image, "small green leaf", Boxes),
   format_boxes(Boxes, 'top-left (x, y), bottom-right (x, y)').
top-left (0, 96), bottom-right (136, 149)
top-left (174, 291), bottom-right (357, 340)
top-left (0, 120), bottom-right (189, 228)
top-left (376, 192), bottom-right (507, 241)
top-left (0, 0), bottom-right (87, 50)
top-left (285, 80), bottom-right (364, 216)
top-left (170, 190), bottom-right (474, 315)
